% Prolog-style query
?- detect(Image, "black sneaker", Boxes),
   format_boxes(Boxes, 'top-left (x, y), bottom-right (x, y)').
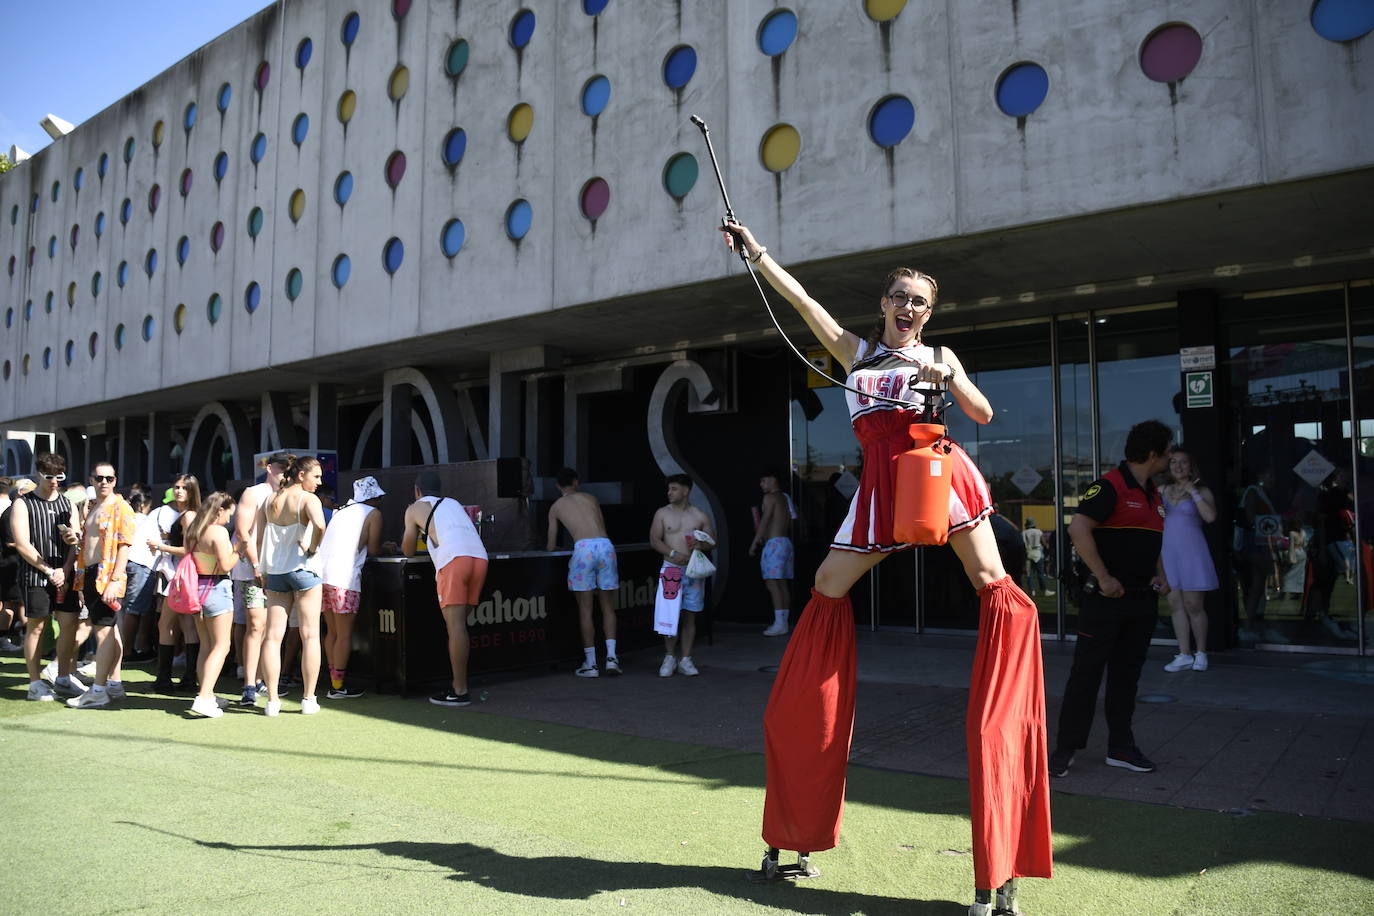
top-left (327, 686), bottom-right (365, 699)
top-left (429, 691), bottom-right (471, 707)
top-left (1048, 749), bottom-right (1075, 778)
top-left (1105, 746), bottom-right (1156, 772)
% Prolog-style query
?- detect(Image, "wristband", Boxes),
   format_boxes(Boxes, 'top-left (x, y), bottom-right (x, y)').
top-left (945, 364), bottom-right (958, 384)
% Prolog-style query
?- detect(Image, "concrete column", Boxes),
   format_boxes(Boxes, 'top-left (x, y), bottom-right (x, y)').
top-left (383, 382), bottom-right (414, 468)
top-left (489, 346), bottom-right (561, 459)
top-left (309, 383), bottom-right (338, 452)
top-left (261, 391), bottom-right (295, 452)
top-left (148, 412), bottom-right (171, 484)
top-left (115, 416), bottom-right (147, 483)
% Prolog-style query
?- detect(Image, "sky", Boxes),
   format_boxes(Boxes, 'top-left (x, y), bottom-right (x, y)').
top-left (1, 0), bottom-right (273, 158)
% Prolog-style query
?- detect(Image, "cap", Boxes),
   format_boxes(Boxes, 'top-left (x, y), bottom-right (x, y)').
top-left (352, 476), bottom-right (386, 503)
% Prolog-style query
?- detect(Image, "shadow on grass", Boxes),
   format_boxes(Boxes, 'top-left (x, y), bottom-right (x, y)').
top-left (121, 823), bottom-right (950, 915)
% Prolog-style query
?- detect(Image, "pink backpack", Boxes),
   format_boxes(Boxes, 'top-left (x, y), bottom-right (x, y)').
top-left (166, 552), bottom-right (202, 615)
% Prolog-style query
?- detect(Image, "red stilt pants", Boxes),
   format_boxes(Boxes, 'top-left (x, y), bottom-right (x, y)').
top-left (761, 589), bottom-right (856, 852)
top-left (967, 575), bottom-right (1054, 888)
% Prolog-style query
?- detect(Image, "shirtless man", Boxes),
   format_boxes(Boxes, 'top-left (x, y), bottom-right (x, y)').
top-left (749, 469), bottom-right (795, 637)
top-left (232, 451), bottom-right (289, 707)
top-left (649, 474), bottom-right (716, 677)
top-left (67, 462), bottom-right (137, 708)
top-left (547, 467), bottom-right (621, 678)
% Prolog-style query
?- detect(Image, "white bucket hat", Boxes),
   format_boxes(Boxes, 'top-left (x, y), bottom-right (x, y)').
top-left (352, 476), bottom-right (386, 503)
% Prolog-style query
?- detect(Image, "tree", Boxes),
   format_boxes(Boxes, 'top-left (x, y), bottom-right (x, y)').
top-left (0, 153), bottom-right (12, 174)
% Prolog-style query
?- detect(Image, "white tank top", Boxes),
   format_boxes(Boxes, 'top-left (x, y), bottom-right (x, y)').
top-left (844, 341), bottom-right (938, 421)
top-left (314, 502), bottom-right (373, 592)
top-left (261, 499), bottom-right (312, 575)
top-left (418, 496), bottom-right (486, 569)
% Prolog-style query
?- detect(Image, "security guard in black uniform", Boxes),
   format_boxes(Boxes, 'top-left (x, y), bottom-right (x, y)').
top-left (1050, 419), bottom-right (1173, 777)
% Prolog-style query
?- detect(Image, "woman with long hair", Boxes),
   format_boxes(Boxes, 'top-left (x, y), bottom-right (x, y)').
top-left (150, 475), bottom-right (201, 693)
top-left (720, 221), bottom-right (1050, 914)
top-left (1160, 448), bottom-right (1219, 672)
top-left (255, 455), bottom-right (327, 716)
top-left (182, 492), bottom-right (238, 718)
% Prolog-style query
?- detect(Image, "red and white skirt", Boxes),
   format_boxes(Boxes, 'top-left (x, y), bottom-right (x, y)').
top-left (831, 410), bottom-right (992, 553)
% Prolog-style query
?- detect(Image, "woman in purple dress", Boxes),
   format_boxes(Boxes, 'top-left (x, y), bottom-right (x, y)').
top-left (1161, 449), bottom-right (1219, 672)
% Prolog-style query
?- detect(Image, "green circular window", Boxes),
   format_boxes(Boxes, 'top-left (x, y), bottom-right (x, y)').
top-left (207, 293), bottom-right (223, 325)
top-left (446, 39), bottom-right (469, 77)
top-left (663, 152), bottom-right (699, 199)
top-left (285, 268), bottom-right (303, 301)
top-left (247, 207), bottom-right (264, 238)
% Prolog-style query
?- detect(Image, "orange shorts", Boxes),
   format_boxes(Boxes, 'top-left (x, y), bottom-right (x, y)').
top-left (436, 556), bottom-right (487, 607)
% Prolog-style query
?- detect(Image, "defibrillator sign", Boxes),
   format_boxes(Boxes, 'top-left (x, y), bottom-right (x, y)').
top-left (1185, 371), bottom-right (1213, 409)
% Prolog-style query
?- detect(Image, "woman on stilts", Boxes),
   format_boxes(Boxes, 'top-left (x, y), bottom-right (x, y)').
top-left (721, 221), bottom-right (1052, 915)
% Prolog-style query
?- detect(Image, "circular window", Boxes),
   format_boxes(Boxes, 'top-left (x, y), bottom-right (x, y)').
top-left (177, 236), bottom-right (190, 266)
top-left (440, 219), bottom-right (465, 258)
top-left (338, 89), bottom-right (357, 124)
top-left (1140, 23), bottom-right (1203, 83)
top-left (115, 324), bottom-right (126, 349)
top-left (218, 82), bottom-right (232, 112)
top-left (214, 151), bottom-right (228, 182)
top-left (663, 45), bottom-right (697, 89)
top-left (89, 332), bottom-right (99, 359)
top-left (758, 10), bottom-right (798, 56)
top-left (334, 171), bottom-right (354, 205)
top-left (446, 39), bottom-right (470, 77)
top-left (505, 199), bottom-right (533, 240)
top-left (510, 10), bottom-right (536, 48)
top-left (174, 305), bottom-right (187, 334)
top-left (580, 178), bottom-right (611, 221)
top-left (184, 102), bottom-right (197, 130)
top-left (49, 180), bottom-right (59, 203)
top-left (95, 212), bottom-right (106, 237)
top-left (868, 95), bottom-right (915, 147)
top-left (124, 137), bottom-right (136, 163)
top-left (393, 0), bottom-right (412, 18)
top-left (70, 224), bottom-right (80, 251)
top-left (210, 221), bottom-right (226, 252)
top-left (292, 113), bottom-right (309, 146)
top-left (332, 254), bottom-right (352, 288)
top-left (389, 65), bottom-right (410, 101)
top-left (341, 11), bottom-right (360, 46)
top-left (508, 103), bottom-right (534, 142)
top-left (24, 300), bottom-right (33, 321)
top-left (74, 168), bottom-right (84, 191)
top-left (250, 133), bottom-right (268, 165)
top-left (584, 0), bottom-right (610, 14)
top-left (285, 268), bottom-right (303, 301)
top-left (1311, 1), bottom-right (1374, 42)
top-left (995, 63), bottom-right (1049, 118)
top-left (442, 128), bottom-right (467, 167)
top-left (47, 236), bottom-right (57, 259)
top-left (244, 282), bottom-right (261, 313)
top-left (383, 238), bottom-right (405, 274)
top-left (46, 291), bottom-right (55, 312)
top-left (385, 151), bottom-right (407, 188)
top-left (64, 341), bottom-right (74, 366)
top-left (255, 61), bottom-right (271, 92)
top-left (207, 294), bottom-right (222, 325)
top-left (142, 316), bottom-right (155, 342)
top-left (98, 153), bottom-right (109, 177)
top-left (760, 123), bottom-right (801, 172)
top-left (66, 282), bottom-right (76, 306)
top-left (3, 309), bottom-right (10, 328)
top-left (21, 355), bottom-right (29, 375)
top-left (91, 272), bottom-right (102, 297)
top-left (864, 0), bottom-right (907, 21)
top-left (582, 75), bottom-right (611, 117)
top-left (148, 184), bottom-right (161, 213)
top-left (289, 189), bottom-right (306, 223)
top-left (120, 198), bottom-right (132, 225)
top-left (247, 207), bottom-right (264, 239)
top-left (8, 205), bottom-right (15, 225)
top-left (152, 120), bottom-right (165, 149)
top-left (145, 249), bottom-right (158, 277)
top-left (296, 38), bottom-right (313, 69)
top-left (2, 361), bottom-right (9, 380)
top-left (180, 168), bottom-right (193, 196)
top-left (4, 256), bottom-right (11, 276)
top-left (117, 261), bottom-right (128, 287)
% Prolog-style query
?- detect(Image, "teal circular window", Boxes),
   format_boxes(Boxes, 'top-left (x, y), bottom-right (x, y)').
top-left (115, 324), bottom-right (126, 349)
top-left (285, 268), bottom-right (303, 301)
top-left (207, 294), bottom-right (222, 325)
top-left (446, 39), bottom-right (469, 77)
top-left (247, 207), bottom-right (264, 238)
top-left (663, 152), bottom-right (699, 199)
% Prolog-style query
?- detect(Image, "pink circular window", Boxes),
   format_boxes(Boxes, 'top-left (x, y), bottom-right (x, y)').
top-left (255, 61), bottom-right (271, 91)
top-left (210, 221), bottom-right (225, 252)
top-left (580, 177), bottom-right (610, 221)
top-left (1140, 23), bottom-right (1202, 83)
top-left (385, 151), bottom-right (407, 188)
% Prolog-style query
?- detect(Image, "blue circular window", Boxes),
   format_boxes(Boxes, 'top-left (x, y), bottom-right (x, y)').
top-left (663, 45), bottom-right (697, 89)
top-left (334, 171), bottom-right (354, 205)
top-left (868, 94), bottom-right (916, 147)
top-left (184, 103), bottom-right (197, 130)
top-left (505, 199), bottom-right (532, 240)
top-left (51, 181), bottom-right (60, 203)
top-left (214, 151), bottom-right (228, 182)
top-left (74, 168), bottom-right (84, 191)
top-left (1311, 0), bottom-right (1374, 41)
top-left (341, 11), bottom-right (360, 46)
top-left (4, 309), bottom-right (10, 328)
top-left (177, 236), bottom-right (190, 265)
top-left (244, 282), bottom-right (261, 313)
top-left (64, 341), bottom-right (74, 366)
top-left (758, 10), bottom-right (798, 56)
top-left (584, 0), bottom-right (610, 13)
top-left (250, 133), bottom-right (267, 165)
top-left (25, 301), bottom-right (33, 321)
top-left (48, 237), bottom-right (57, 258)
top-left (98, 153), bottom-right (109, 178)
top-left (145, 249), bottom-right (158, 277)
top-left (440, 219), bottom-right (465, 257)
top-left (510, 9), bottom-right (536, 48)
top-left (292, 113), bottom-right (309, 146)
top-left (142, 316), bottom-right (155, 342)
top-left (217, 83), bottom-right (232, 112)
top-left (47, 291), bottom-right (55, 311)
top-left (442, 128), bottom-right (467, 167)
top-left (95, 212), bottom-right (106, 237)
top-left (582, 75), bottom-right (611, 116)
top-left (117, 261), bottom-right (128, 287)
top-left (296, 37), bottom-right (313, 68)
top-left (207, 294), bottom-right (222, 325)
top-left (43, 347), bottom-right (51, 370)
top-left (332, 254), bottom-right (352, 288)
top-left (120, 198), bottom-right (132, 225)
top-left (995, 63), bottom-right (1049, 118)
top-left (383, 238), bottom-right (405, 274)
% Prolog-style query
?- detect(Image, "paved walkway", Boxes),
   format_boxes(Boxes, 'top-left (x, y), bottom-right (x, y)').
top-left (468, 623), bottom-right (1374, 825)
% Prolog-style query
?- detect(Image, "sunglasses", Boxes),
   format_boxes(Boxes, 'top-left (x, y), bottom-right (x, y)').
top-left (93, 475), bottom-right (116, 483)
top-left (41, 473), bottom-right (66, 482)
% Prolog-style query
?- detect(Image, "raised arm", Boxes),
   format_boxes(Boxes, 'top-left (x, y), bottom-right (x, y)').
top-left (722, 221), bottom-right (861, 371)
top-left (937, 347), bottom-right (994, 425)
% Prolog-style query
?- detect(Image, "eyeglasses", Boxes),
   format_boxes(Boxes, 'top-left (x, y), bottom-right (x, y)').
top-left (41, 473), bottom-right (66, 482)
top-left (886, 290), bottom-right (931, 311)
top-left (93, 475), bottom-right (116, 483)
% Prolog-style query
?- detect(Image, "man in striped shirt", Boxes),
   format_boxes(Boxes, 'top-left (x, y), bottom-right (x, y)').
top-left (11, 453), bottom-right (81, 701)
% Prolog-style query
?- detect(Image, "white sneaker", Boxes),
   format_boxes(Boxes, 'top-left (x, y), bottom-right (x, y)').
top-left (27, 681), bottom-right (56, 701)
top-left (41, 660), bottom-right (58, 683)
top-left (106, 682), bottom-right (126, 699)
top-left (677, 657), bottom-right (700, 677)
top-left (762, 621), bottom-right (789, 637)
top-left (67, 688), bottom-right (111, 708)
top-left (75, 661), bottom-right (96, 683)
top-left (189, 696), bottom-right (223, 718)
top-left (658, 655), bottom-right (677, 678)
top-left (1191, 652), bottom-right (1209, 671)
top-left (300, 697), bottom-right (320, 715)
top-left (53, 676), bottom-right (87, 698)
top-left (1164, 653), bottom-right (1195, 672)
top-left (575, 663), bottom-right (599, 678)
top-left (264, 700), bottom-right (281, 717)
top-left (604, 657), bottom-right (622, 676)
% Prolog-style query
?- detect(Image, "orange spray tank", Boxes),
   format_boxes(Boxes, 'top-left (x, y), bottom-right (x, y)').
top-left (892, 387), bottom-right (953, 546)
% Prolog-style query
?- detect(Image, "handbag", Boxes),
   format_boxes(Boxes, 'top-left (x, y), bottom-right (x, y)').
top-left (684, 548), bottom-right (716, 579)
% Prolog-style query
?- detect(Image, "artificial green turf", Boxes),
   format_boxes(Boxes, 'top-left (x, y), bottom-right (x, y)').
top-left (4, 656), bottom-right (1371, 914)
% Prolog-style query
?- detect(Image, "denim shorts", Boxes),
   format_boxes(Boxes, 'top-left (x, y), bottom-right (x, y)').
top-left (123, 562), bottom-right (157, 616)
top-left (264, 568), bottom-right (322, 593)
top-left (199, 578), bottom-right (234, 619)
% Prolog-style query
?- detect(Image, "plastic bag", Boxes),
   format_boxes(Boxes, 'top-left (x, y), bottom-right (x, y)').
top-left (685, 548), bottom-right (716, 579)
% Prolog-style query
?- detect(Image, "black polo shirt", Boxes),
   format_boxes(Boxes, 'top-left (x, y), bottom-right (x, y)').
top-left (1076, 461), bottom-right (1164, 590)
